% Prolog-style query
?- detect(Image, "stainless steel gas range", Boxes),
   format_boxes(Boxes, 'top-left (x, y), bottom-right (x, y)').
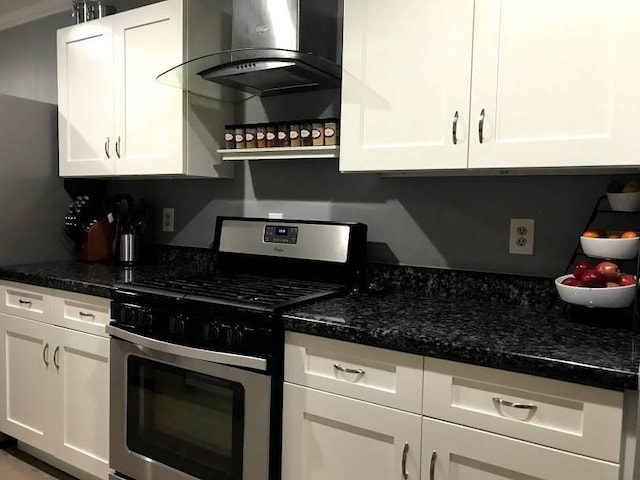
top-left (107, 217), bottom-right (367, 480)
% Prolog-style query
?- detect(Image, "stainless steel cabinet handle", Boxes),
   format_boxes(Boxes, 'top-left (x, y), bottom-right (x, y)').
top-left (42, 343), bottom-right (49, 367)
top-left (105, 137), bottom-right (110, 159)
top-left (115, 136), bottom-right (121, 158)
top-left (333, 363), bottom-right (365, 375)
top-left (478, 108), bottom-right (485, 144)
top-left (79, 311), bottom-right (95, 318)
top-left (401, 442), bottom-right (409, 479)
top-left (53, 346), bottom-right (60, 370)
top-left (18, 299), bottom-right (32, 307)
top-left (452, 111), bottom-right (459, 145)
top-left (429, 450), bottom-right (437, 480)
top-left (493, 397), bottom-right (538, 412)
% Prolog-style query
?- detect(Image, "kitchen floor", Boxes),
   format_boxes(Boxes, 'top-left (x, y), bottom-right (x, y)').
top-left (0, 448), bottom-right (77, 480)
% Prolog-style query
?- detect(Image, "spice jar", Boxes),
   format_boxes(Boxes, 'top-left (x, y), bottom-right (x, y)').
top-left (324, 119), bottom-right (339, 146)
top-left (266, 124), bottom-right (278, 148)
top-left (289, 122), bottom-right (301, 147)
top-left (311, 121), bottom-right (324, 146)
top-left (278, 124), bottom-right (290, 147)
top-left (256, 124), bottom-right (267, 148)
top-left (224, 125), bottom-right (235, 149)
top-left (234, 126), bottom-right (245, 149)
top-left (245, 125), bottom-right (257, 149)
top-left (300, 121), bottom-right (313, 147)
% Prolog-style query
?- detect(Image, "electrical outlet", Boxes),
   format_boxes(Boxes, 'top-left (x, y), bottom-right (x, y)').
top-left (509, 218), bottom-right (535, 255)
top-left (162, 207), bottom-right (175, 232)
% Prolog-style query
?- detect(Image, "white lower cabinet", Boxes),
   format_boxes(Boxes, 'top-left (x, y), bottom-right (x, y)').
top-left (0, 286), bottom-right (110, 480)
top-left (282, 383), bottom-right (421, 480)
top-left (283, 333), bottom-right (627, 480)
top-left (422, 417), bottom-right (619, 480)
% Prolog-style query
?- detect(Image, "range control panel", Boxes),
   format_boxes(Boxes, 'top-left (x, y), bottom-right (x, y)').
top-left (263, 225), bottom-right (299, 244)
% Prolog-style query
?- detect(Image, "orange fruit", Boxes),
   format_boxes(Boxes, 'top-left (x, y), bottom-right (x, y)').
top-left (621, 230), bottom-right (638, 238)
top-left (583, 230), bottom-right (604, 238)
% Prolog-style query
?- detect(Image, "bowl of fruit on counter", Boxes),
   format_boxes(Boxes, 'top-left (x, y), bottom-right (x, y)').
top-left (580, 229), bottom-right (639, 260)
top-left (555, 260), bottom-right (637, 308)
top-left (607, 180), bottom-right (640, 212)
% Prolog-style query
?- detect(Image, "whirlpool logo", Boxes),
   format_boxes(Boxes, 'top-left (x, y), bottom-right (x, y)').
top-left (256, 25), bottom-right (271, 35)
top-left (274, 247), bottom-right (284, 253)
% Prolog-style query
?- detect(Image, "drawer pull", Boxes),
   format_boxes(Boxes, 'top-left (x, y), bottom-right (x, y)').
top-left (493, 397), bottom-right (538, 412)
top-left (401, 442), bottom-right (409, 479)
top-left (18, 299), bottom-right (32, 307)
top-left (333, 363), bottom-right (365, 376)
top-left (79, 311), bottom-right (96, 319)
top-left (429, 450), bottom-right (437, 480)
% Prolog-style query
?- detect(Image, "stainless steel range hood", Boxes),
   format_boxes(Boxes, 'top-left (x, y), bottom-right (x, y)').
top-left (158, 0), bottom-right (342, 99)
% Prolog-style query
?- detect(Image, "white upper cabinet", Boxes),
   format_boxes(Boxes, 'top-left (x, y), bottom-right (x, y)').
top-left (469, 0), bottom-right (640, 169)
top-left (57, 0), bottom-right (233, 178)
top-left (340, 0), bottom-right (640, 172)
top-left (340, 0), bottom-right (475, 172)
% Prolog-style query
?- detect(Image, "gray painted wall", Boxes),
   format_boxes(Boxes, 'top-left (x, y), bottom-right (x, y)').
top-left (1, 5), bottom-right (634, 276)
top-left (0, 95), bottom-right (71, 264)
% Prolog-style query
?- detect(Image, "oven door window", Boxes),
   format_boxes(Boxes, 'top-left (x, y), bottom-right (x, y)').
top-left (127, 356), bottom-right (245, 480)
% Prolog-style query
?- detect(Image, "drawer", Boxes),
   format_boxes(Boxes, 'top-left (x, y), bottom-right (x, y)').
top-left (423, 357), bottom-right (624, 463)
top-left (0, 281), bottom-right (54, 323)
top-left (285, 332), bottom-right (423, 413)
top-left (53, 290), bottom-right (110, 337)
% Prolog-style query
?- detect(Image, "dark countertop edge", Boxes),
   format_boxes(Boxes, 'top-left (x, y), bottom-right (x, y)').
top-left (0, 270), bottom-right (112, 298)
top-left (283, 317), bottom-right (639, 392)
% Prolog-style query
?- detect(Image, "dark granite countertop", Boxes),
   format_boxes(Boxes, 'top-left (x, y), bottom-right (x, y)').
top-left (0, 258), bottom-right (638, 391)
top-left (283, 289), bottom-right (640, 391)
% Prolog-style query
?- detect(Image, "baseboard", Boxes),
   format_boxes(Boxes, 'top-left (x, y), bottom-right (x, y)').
top-left (0, 433), bottom-right (16, 450)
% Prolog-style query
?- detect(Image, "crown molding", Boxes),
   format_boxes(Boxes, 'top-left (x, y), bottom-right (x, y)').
top-left (0, 0), bottom-right (69, 32)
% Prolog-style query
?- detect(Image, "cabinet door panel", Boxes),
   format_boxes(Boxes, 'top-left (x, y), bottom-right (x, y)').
top-left (57, 21), bottom-right (115, 176)
top-left (340, 0), bottom-right (474, 171)
top-left (422, 417), bottom-right (618, 480)
top-left (113, 0), bottom-right (183, 175)
top-left (0, 314), bottom-right (51, 450)
top-left (469, 0), bottom-right (640, 169)
top-left (283, 383), bottom-right (421, 480)
top-left (52, 327), bottom-right (110, 480)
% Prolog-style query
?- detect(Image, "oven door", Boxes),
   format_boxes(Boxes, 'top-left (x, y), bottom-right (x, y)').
top-left (108, 326), bottom-right (271, 480)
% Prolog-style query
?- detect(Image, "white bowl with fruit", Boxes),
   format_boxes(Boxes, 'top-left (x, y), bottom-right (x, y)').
top-left (555, 260), bottom-right (637, 308)
top-left (607, 179), bottom-right (640, 212)
top-left (580, 229), bottom-right (639, 260)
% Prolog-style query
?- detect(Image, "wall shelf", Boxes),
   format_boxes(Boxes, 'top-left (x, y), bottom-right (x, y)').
top-left (218, 145), bottom-right (339, 161)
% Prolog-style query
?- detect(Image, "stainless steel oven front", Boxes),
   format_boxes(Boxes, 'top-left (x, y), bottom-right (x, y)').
top-left (108, 326), bottom-right (272, 480)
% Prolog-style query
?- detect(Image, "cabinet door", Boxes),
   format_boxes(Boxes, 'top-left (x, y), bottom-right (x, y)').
top-left (57, 20), bottom-right (116, 176)
top-left (0, 314), bottom-right (52, 452)
top-left (112, 0), bottom-right (184, 175)
top-left (422, 417), bottom-right (619, 480)
top-left (339, 0), bottom-right (474, 172)
top-left (468, 0), bottom-right (640, 169)
top-left (282, 383), bottom-right (421, 480)
top-left (50, 326), bottom-right (110, 480)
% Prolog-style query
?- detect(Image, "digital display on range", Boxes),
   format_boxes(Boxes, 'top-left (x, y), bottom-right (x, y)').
top-left (264, 225), bottom-right (299, 244)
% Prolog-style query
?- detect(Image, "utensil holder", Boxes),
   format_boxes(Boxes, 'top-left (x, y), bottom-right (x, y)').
top-left (118, 233), bottom-right (140, 264)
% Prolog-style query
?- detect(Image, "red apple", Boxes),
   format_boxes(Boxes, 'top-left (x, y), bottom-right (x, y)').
top-left (573, 260), bottom-right (595, 280)
top-left (561, 276), bottom-right (581, 286)
top-left (618, 274), bottom-right (637, 286)
top-left (595, 261), bottom-right (621, 281)
top-left (580, 269), bottom-right (605, 287)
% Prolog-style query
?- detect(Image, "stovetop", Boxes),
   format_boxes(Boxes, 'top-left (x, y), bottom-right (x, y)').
top-left (118, 274), bottom-right (345, 312)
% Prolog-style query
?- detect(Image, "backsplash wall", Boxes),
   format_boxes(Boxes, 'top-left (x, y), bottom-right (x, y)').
top-left (108, 165), bottom-right (628, 278)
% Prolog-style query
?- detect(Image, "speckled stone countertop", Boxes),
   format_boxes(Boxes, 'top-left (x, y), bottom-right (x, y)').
top-left (0, 253), bottom-right (638, 391)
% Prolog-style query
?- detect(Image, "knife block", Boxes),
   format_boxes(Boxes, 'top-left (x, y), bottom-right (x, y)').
top-left (77, 219), bottom-right (114, 262)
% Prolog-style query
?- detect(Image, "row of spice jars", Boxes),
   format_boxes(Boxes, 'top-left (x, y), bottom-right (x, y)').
top-left (224, 119), bottom-right (339, 149)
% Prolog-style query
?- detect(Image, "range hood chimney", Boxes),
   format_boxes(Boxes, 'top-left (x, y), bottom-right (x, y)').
top-left (158, 0), bottom-right (342, 98)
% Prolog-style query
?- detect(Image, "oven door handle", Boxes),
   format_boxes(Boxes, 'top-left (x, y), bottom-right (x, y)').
top-left (106, 325), bottom-right (267, 372)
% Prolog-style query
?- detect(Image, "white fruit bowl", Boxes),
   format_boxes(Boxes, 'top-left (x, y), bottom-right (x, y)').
top-left (607, 191), bottom-right (640, 212)
top-left (555, 274), bottom-right (637, 308)
top-left (580, 235), bottom-right (640, 260)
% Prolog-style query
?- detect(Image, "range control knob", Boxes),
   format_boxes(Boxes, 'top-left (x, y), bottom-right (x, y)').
top-left (136, 310), bottom-right (153, 330)
top-left (230, 327), bottom-right (244, 346)
top-left (120, 306), bottom-right (137, 326)
top-left (169, 314), bottom-right (186, 335)
top-left (203, 322), bottom-right (220, 342)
